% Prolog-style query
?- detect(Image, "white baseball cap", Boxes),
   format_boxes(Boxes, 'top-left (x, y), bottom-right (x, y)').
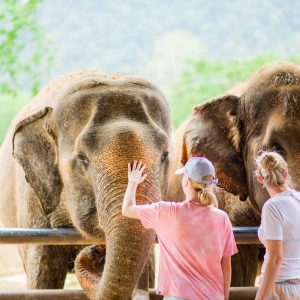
top-left (175, 157), bottom-right (218, 185)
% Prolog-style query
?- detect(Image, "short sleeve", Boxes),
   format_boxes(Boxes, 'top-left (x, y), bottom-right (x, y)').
top-left (262, 202), bottom-right (283, 240)
top-left (223, 215), bottom-right (238, 257)
top-left (136, 202), bottom-right (160, 229)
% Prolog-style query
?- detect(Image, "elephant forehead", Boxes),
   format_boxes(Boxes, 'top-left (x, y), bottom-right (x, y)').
top-left (56, 86), bottom-right (168, 124)
top-left (54, 87), bottom-right (169, 146)
top-left (71, 112), bottom-right (167, 153)
top-left (260, 110), bottom-right (300, 145)
top-left (261, 109), bottom-right (285, 143)
top-left (94, 136), bottom-right (158, 171)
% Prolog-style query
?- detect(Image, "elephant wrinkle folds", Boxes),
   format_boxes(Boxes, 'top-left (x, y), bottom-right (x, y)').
top-left (167, 62), bottom-right (300, 287)
top-left (0, 70), bottom-right (171, 299)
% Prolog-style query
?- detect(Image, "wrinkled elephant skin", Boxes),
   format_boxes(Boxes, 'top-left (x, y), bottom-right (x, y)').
top-left (0, 71), bottom-right (171, 299)
top-left (167, 63), bottom-right (300, 286)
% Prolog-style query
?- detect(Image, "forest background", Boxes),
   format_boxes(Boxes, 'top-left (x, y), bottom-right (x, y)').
top-left (1, 0), bottom-right (300, 141)
top-left (1, 0), bottom-right (300, 289)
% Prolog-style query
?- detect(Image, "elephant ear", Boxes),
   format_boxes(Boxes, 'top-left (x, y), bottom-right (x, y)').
top-left (183, 95), bottom-right (248, 201)
top-left (12, 107), bottom-right (63, 214)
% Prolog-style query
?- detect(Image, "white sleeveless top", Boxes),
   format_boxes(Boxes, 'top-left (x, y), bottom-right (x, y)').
top-left (258, 190), bottom-right (300, 281)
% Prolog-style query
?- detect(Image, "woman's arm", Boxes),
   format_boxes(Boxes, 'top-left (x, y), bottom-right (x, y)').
top-left (255, 240), bottom-right (283, 300)
top-left (221, 256), bottom-right (231, 300)
top-left (122, 161), bottom-right (147, 219)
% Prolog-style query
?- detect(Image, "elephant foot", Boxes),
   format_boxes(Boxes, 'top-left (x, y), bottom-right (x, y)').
top-left (75, 244), bottom-right (106, 298)
top-left (132, 289), bottom-right (150, 300)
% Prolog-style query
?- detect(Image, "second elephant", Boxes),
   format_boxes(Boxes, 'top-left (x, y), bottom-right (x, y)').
top-left (167, 62), bottom-right (300, 286)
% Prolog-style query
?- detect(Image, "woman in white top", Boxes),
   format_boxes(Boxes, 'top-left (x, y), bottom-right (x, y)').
top-left (255, 151), bottom-right (300, 300)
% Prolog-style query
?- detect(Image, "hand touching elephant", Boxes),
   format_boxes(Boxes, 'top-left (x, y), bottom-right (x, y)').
top-left (0, 70), bottom-right (171, 299)
top-left (167, 62), bottom-right (300, 286)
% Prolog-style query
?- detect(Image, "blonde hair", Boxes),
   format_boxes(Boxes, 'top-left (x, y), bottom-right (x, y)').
top-left (189, 175), bottom-right (218, 207)
top-left (255, 151), bottom-right (290, 187)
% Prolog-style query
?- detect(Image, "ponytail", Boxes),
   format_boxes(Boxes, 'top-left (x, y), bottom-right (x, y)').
top-left (189, 176), bottom-right (218, 207)
top-left (197, 186), bottom-right (218, 207)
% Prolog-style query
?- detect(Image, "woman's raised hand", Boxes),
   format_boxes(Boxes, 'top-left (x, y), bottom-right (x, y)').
top-left (128, 160), bottom-right (147, 184)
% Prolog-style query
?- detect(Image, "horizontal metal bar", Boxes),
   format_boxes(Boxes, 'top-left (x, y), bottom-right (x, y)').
top-left (229, 287), bottom-right (258, 300)
top-left (233, 226), bottom-right (260, 244)
top-left (0, 288), bottom-right (258, 300)
top-left (0, 228), bottom-right (105, 245)
top-left (0, 227), bottom-right (260, 245)
top-left (0, 290), bottom-right (87, 300)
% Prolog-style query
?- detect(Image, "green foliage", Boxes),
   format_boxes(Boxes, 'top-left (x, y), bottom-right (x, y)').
top-left (0, 93), bottom-right (31, 143)
top-left (169, 55), bottom-right (300, 128)
top-left (0, 0), bottom-right (51, 96)
top-left (1, 53), bottom-right (300, 144)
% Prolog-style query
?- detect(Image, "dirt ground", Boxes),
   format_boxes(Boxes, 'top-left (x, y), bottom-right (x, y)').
top-left (0, 243), bottom-right (160, 290)
top-left (0, 244), bottom-right (80, 290)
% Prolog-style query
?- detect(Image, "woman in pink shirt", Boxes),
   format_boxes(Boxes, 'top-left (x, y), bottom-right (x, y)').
top-left (122, 157), bottom-right (238, 300)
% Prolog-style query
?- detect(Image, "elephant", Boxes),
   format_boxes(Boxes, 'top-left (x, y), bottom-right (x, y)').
top-left (166, 62), bottom-right (300, 286)
top-left (0, 70), bottom-right (172, 299)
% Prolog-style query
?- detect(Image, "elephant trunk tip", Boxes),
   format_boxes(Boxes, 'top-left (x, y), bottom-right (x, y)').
top-left (75, 245), bottom-right (105, 298)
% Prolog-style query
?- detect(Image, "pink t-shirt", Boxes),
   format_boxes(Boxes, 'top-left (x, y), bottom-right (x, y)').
top-left (136, 200), bottom-right (238, 300)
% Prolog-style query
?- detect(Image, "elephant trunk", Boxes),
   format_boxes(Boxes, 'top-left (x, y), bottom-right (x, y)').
top-left (76, 173), bottom-right (160, 299)
top-left (100, 219), bottom-right (155, 299)
top-left (76, 219), bottom-right (155, 299)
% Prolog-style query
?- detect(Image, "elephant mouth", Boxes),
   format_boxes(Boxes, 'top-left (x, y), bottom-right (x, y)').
top-left (76, 203), bottom-right (104, 238)
top-left (79, 206), bottom-right (97, 221)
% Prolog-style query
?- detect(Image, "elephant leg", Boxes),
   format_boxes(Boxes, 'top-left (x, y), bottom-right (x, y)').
top-left (132, 261), bottom-right (150, 300)
top-left (227, 198), bottom-right (261, 286)
top-left (137, 248), bottom-right (156, 288)
top-left (132, 247), bottom-right (156, 300)
top-left (231, 244), bottom-right (259, 286)
top-left (149, 247), bottom-right (155, 289)
top-left (256, 245), bottom-right (265, 277)
top-left (137, 260), bottom-right (149, 290)
top-left (20, 245), bottom-right (69, 288)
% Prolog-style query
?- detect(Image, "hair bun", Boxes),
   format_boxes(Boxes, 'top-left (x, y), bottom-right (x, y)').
top-left (255, 151), bottom-right (289, 187)
top-left (260, 154), bottom-right (278, 171)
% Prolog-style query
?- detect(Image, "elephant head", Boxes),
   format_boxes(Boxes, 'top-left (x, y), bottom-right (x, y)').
top-left (168, 63), bottom-right (300, 214)
top-left (12, 71), bottom-right (171, 299)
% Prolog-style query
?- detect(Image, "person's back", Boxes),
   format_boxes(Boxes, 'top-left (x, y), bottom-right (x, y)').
top-left (259, 189), bottom-right (300, 281)
top-left (122, 157), bottom-right (237, 300)
top-left (255, 151), bottom-right (300, 299)
top-left (145, 200), bottom-right (237, 300)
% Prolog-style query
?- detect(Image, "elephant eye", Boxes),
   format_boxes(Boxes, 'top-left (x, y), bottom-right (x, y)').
top-left (161, 151), bottom-right (169, 162)
top-left (77, 154), bottom-right (90, 168)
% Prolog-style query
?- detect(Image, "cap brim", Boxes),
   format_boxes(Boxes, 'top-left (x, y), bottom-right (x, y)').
top-left (175, 168), bottom-right (185, 175)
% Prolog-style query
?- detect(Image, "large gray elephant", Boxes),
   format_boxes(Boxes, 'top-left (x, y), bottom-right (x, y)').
top-left (167, 62), bottom-right (300, 286)
top-left (0, 70), bottom-right (171, 299)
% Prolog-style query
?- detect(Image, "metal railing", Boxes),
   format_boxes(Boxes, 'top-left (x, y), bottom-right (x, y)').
top-left (0, 288), bottom-right (258, 300)
top-left (0, 227), bottom-right (260, 299)
top-left (0, 226), bottom-right (260, 245)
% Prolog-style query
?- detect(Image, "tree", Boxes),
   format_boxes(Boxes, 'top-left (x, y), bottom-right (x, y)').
top-left (0, 0), bottom-right (51, 96)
